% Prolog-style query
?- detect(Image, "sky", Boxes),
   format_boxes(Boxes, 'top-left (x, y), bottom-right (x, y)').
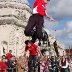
top-left (28, 0), bottom-right (72, 48)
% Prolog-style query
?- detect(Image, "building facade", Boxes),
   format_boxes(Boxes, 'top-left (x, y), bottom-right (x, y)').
top-left (0, 0), bottom-right (65, 57)
top-left (41, 29), bottom-right (65, 56)
top-left (0, 0), bottom-right (32, 57)
top-left (65, 48), bottom-right (72, 57)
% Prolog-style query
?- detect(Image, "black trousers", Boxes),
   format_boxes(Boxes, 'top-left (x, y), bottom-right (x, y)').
top-left (24, 14), bottom-right (44, 39)
top-left (28, 55), bottom-right (37, 72)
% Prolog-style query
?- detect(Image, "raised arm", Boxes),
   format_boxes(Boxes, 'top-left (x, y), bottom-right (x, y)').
top-left (37, 47), bottom-right (43, 57)
top-left (45, 10), bottom-right (55, 21)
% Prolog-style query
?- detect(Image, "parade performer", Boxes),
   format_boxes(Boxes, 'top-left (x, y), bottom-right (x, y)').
top-left (53, 41), bottom-right (59, 57)
top-left (6, 50), bottom-right (12, 60)
top-left (24, 40), bottom-right (43, 72)
top-left (24, 0), bottom-right (55, 43)
top-left (60, 56), bottom-right (69, 72)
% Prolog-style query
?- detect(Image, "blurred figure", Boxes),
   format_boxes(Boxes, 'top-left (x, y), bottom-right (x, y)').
top-left (6, 50), bottom-right (12, 60)
top-left (40, 56), bottom-right (46, 72)
top-left (69, 58), bottom-right (72, 72)
top-left (0, 55), bottom-right (8, 72)
top-left (43, 56), bottom-right (50, 72)
top-left (6, 56), bottom-right (16, 72)
top-left (53, 41), bottom-right (59, 57)
top-left (60, 56), bottom-right (69, 72)
top-left (50, 56), bottom-right (59, 72)
top-left (40, 56), bottom-right (49, 72)
top-left (48, 58), bottom-right (52, 72)
top-left (2, 55), bottom-right (6, 59)
top-left (17, 56), bottom-right (26, 72)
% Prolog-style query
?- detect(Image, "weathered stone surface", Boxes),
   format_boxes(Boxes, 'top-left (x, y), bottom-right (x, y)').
top-left (0, 0), bottom-right (31, 57)
top-left (0, 0), bottom-right (65, 57)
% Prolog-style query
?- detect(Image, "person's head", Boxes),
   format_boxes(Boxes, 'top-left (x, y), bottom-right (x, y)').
top-left (2, 58), bottom-right (6, 62)
top-left (25, 40), bottom-right (31, 47)
top-left (10, 56), bottom-right (15, 61)
top-left (9, 50), bottom-right (12, 53)
top-left (1, 55), bottom-right (7, 62)
top-left (12, 55), bottom-right (16, 61)
top-left (43, 0), bottom-right (50, 4)
top-left (2, 55), bottom-right (6, 59)
top-left (51, 56), bottom-right (55, 60)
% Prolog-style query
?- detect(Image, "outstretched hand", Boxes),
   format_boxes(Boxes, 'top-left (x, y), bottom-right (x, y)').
top-left (47, 16), bottom-right (56, 21)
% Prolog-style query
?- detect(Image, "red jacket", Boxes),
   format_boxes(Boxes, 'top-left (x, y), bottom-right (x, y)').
top-left (6, 52), bottom-right (12, 60)
top-left (0, 61), bottom-right (8, 72)
top-left (33, 0), bottom-right (46, 16)
top-left (25, 43), bottom-right (38, 55)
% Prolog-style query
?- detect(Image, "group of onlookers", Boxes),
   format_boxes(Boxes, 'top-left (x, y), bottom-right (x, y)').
top-left (23, 40), bottom-right (72, 72)
top-left (0, 49), bottom-right (72, 72)
top-left (0, 50), bottom-right (17, 72)
top-left (22, 54), bottom-right (72, 72)
top-left (39, 55), bottom-right (71, 72)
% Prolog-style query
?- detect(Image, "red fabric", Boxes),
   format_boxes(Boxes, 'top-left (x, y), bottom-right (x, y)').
top-left (6, 52), bottom-right (12, 60)
top-left (33, 0), bottom-right (46, 16)
top-left (0, 61), bottom-right (8, 72)
top-left (25, 44), bottom-right (38, 55)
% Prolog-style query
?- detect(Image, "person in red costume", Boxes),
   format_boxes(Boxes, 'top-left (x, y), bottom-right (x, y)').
top-left (0, 56), bottom-right (8, 72)
top-left (24, 40), bottom-right (43, 72)
top-left (24, 0), bottom-right (55, 43)
top-left (6, 50), bottom-right (12, 60)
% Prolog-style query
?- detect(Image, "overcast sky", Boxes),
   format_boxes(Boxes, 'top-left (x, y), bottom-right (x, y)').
top-left (28, 0), bottom-right (72, 48)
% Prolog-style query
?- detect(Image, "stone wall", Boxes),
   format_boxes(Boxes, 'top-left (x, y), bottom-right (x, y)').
top-left (0, 0), bottom-right (31, 57)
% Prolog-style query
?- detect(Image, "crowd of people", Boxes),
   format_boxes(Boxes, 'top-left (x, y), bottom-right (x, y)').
top-left (0, 50), bottom-right (17, 72)
top-left (23, 40), bottom-right (72, 72)
top-left (0, 0), bottom-right (71, 71)
top-left (0, 0), bottom-right (72, 72)
top-left (0, 48), bottom-right (72, 72)
top-left (39, 55), bottom-right (71, 72)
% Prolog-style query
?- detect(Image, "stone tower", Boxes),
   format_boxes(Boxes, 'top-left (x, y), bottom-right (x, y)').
top-left (0, 0), bottom-right (29, 4)
top-left (0, 0), bottom-right (32, 57)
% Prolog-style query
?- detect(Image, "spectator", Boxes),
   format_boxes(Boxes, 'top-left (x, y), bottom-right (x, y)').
top-left (69, 58), bottom-right (72, 72)
top-left (48, 58), bottom-right (52, 72)
top-left (53, 41), bottom-right (59, 57)
top-left (2, 55), bottom-right (6, 59)
top-left (60, 56), bottom-right (69, 72)
top-left (0, 56), bottom-right (8, 72)
top-left (40, 57), bottom-right (46, 72)
top-left (50, 56), bottom-right (59, 72)
top-left (6, 56), bottom-right (16, 72)
top-left (41, 56), bottom-right (49, 72)
top-left (17, 56), bottom-right (25, 72)
top-left (6, 50), bottom-right (12, 60)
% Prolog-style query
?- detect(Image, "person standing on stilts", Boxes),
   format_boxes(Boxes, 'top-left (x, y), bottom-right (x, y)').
top-left (24, 0), bottom-right (55, 43)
